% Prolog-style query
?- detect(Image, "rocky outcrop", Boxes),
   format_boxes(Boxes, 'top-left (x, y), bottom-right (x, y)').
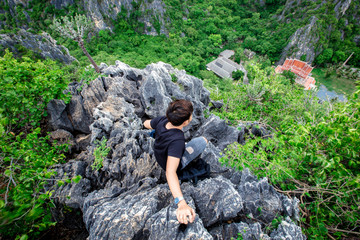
top-left (3, 0), bottom-right (168, 35)
top-left (50, 0), bottom-right (74, 10)
top-left (46, 61), bottom-right (304, 239)
top-left (277, 0), bottom-right (360, 65)
top-left (0, 29), bottom-right (76, 64)
top-left (62, 0), bottom-right (167, 35)
top-left (334, 0), bottom-right (352, 18)
top-left (278, 16), bottom-right (319, 64)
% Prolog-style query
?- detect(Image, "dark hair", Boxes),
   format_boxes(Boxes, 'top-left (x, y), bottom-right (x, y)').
top-left (166, 99), bottom-right (193, 126)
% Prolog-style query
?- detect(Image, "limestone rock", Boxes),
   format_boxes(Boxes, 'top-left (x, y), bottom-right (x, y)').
top-left (82, 182), bottom-right (172, 240)
top-left (182, 176), bottom-right (243, 227)
top-left (46, 160), bottom-right (91, 209)
top-left (51, 0), bottom-right (74, 9)
top-left (0, 29), bottom-right (76, 64)
top-left (278, 16), bottom-right (319, 64)
top-left (77, 0), bottom-right (168, 35)
top-left (49, 129), bottom-right (76, 152)
top-left (47, 99), bottom-right (74, 132)
top-left (143, 197), bottom-right (213, 240)
top-left (80, 77), bottom-right (109, 119)
top-left (200, 142), bottom-right (242, 184)
top-left (210, 100), bottom-right (224, 110)
top-left (195, 114), bottom-right (240, 150)
top-left (46, 60), bottom-right (303, 239)
top-left (238, 169), bottom-right (299, 224)
top-left (68, 95), bottom-right (93, 134)
top-left (75, 134), bottom-right (91, 151)
top-left (270, 217), bottom-right (306, 240)
top-left (334, 0), bottom-right (352, 18)
top-left (209, 222), bottom-right (270, 240)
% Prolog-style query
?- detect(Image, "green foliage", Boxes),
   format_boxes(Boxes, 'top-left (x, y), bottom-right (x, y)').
top-left (215, 63), bottom-right (360, 239)
top-left (0, 50), bottom-right (78, 239)
top-left (315, 48), bottom-right (333, 65)
top-left (281, 69), bottom-right (296, 84)
top-left (0, 50), bottom-right (70, 128)
top-left (201, 70), bottom-right (233, 95)
top-left (170, 73), bottom-right (178, 83)
top-left (232, 70), bottom-right (244, 81)
top-left (92, 138), bottom-right (110, 171)
top-left (50, 14), bottom-right (93, 41)
top-left (0, 128), bottom-right (68, 238)
top-left (208, 34), bottom-right (222, 47)
top-left (1, 1), bottom-right (359, 238)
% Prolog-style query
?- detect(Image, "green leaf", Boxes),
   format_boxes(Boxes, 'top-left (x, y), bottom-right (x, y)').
top-left (72, 175), bottom-right (82, 184)
top-left (19, 234), bottom-right (28, 240)
top-left (57, 180), bottom-right (64, 187)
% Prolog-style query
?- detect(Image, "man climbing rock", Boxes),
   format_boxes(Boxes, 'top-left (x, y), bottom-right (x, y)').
top-left (143, 99), bottom-right (208, 225)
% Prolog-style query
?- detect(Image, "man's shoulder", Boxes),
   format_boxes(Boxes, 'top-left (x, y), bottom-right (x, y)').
top-left (151, 116), bottom-right (167, 129)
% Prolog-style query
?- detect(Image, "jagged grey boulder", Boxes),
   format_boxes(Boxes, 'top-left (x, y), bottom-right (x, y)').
top-left (238, 169), bottom-right (299, 224)
top-left (83, 181), bottom-right (171, 240)
top-left (195, 114), bottom-right (240, 150)
top-left (210, 222), bottom-right (270, 240)
top-left (49, 129), bottom-right (76, 152)
top-left (200, 142), bottom-right (242, 184)
top-left (47, 99), bottom-right (74, 132)
top-left (270, 217), bottom-right (306, 240)
top-left (47, 61), bottom-right (303, 240)
top-left (143, 198), bottom-right (213, 240)
top-left (182, 176), bottom-right (243, 227)
top-left (47, 160), bottom-right (91, 209)
top-left (68, 95), bottom-right (93, 134)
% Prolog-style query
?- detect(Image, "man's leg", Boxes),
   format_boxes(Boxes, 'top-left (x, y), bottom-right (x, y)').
top-left (180, 136), bottom-right (208, 170)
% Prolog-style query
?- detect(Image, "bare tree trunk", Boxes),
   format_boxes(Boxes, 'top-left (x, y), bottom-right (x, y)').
top-left (78, 39), bottom-right (100, 73)
top-left (342, 52), bottom-right (354, 67)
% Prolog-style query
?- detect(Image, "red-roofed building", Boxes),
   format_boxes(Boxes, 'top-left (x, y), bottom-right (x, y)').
top-left (275, 58), bottom-right (316, 90)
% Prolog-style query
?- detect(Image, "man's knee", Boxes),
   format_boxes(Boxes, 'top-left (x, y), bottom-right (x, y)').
top-left (202, 136), bottom-right (208, 144)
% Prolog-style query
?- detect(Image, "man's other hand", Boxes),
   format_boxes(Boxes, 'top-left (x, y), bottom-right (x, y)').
top-left (176, 201), bottom-right (195, 224)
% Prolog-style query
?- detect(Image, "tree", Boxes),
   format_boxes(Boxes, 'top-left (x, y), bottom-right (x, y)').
top-left (281, 69), bottom-right (296, 84)
top-left (51, 14), bottom-right (100, 73)
top-left (232, 70), bottom-right (244, 80)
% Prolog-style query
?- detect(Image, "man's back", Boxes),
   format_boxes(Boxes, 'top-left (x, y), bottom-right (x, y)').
top-left (151, 116), bottom-right (185, 170)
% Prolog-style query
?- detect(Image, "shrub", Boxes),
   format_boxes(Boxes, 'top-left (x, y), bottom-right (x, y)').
top-left (281, 69), bottom-right (296, 84)
top-left (213, 63), bottom-right (360, 239)
top-left (92, 137), bottom-right (111, 171)
top-left (232, 70), bottom-right (244, 80)
top-left (0, 50), bottom-right (71, 129)
top-left (0, 50), bottom-right (75, 239)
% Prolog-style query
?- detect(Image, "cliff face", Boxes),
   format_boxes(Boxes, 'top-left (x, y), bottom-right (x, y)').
top-left (45, 61), bottom-right (305, 240)
top-left (0, 29), bottom-right (76, 64)
top-left (2, 0), bottom-right (168, 36)
top-left (277, 0), bottom-right (360, 64)
top-left (278, 16), bottom-right (320, 64)
top-left (81, 0), bottom-right (167, 35)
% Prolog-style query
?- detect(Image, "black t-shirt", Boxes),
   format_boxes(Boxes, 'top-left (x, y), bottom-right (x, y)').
top-left (150, 116), bottom-right (185, 170)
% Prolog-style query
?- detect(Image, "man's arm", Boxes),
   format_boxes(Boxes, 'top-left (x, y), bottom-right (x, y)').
top-left (143, 120), bottom-right (153, 129)
top-left (166, 156), bottom-right (195, 224)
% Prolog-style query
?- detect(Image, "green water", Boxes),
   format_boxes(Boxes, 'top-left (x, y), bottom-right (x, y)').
top-left (312, 68), bottom-right (358, 101)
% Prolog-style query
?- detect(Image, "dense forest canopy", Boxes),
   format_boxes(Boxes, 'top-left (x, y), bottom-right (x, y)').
top-left (0, 0), bottom-right (359, 72)
top-left (0, 0), bottom-right (359, 239)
